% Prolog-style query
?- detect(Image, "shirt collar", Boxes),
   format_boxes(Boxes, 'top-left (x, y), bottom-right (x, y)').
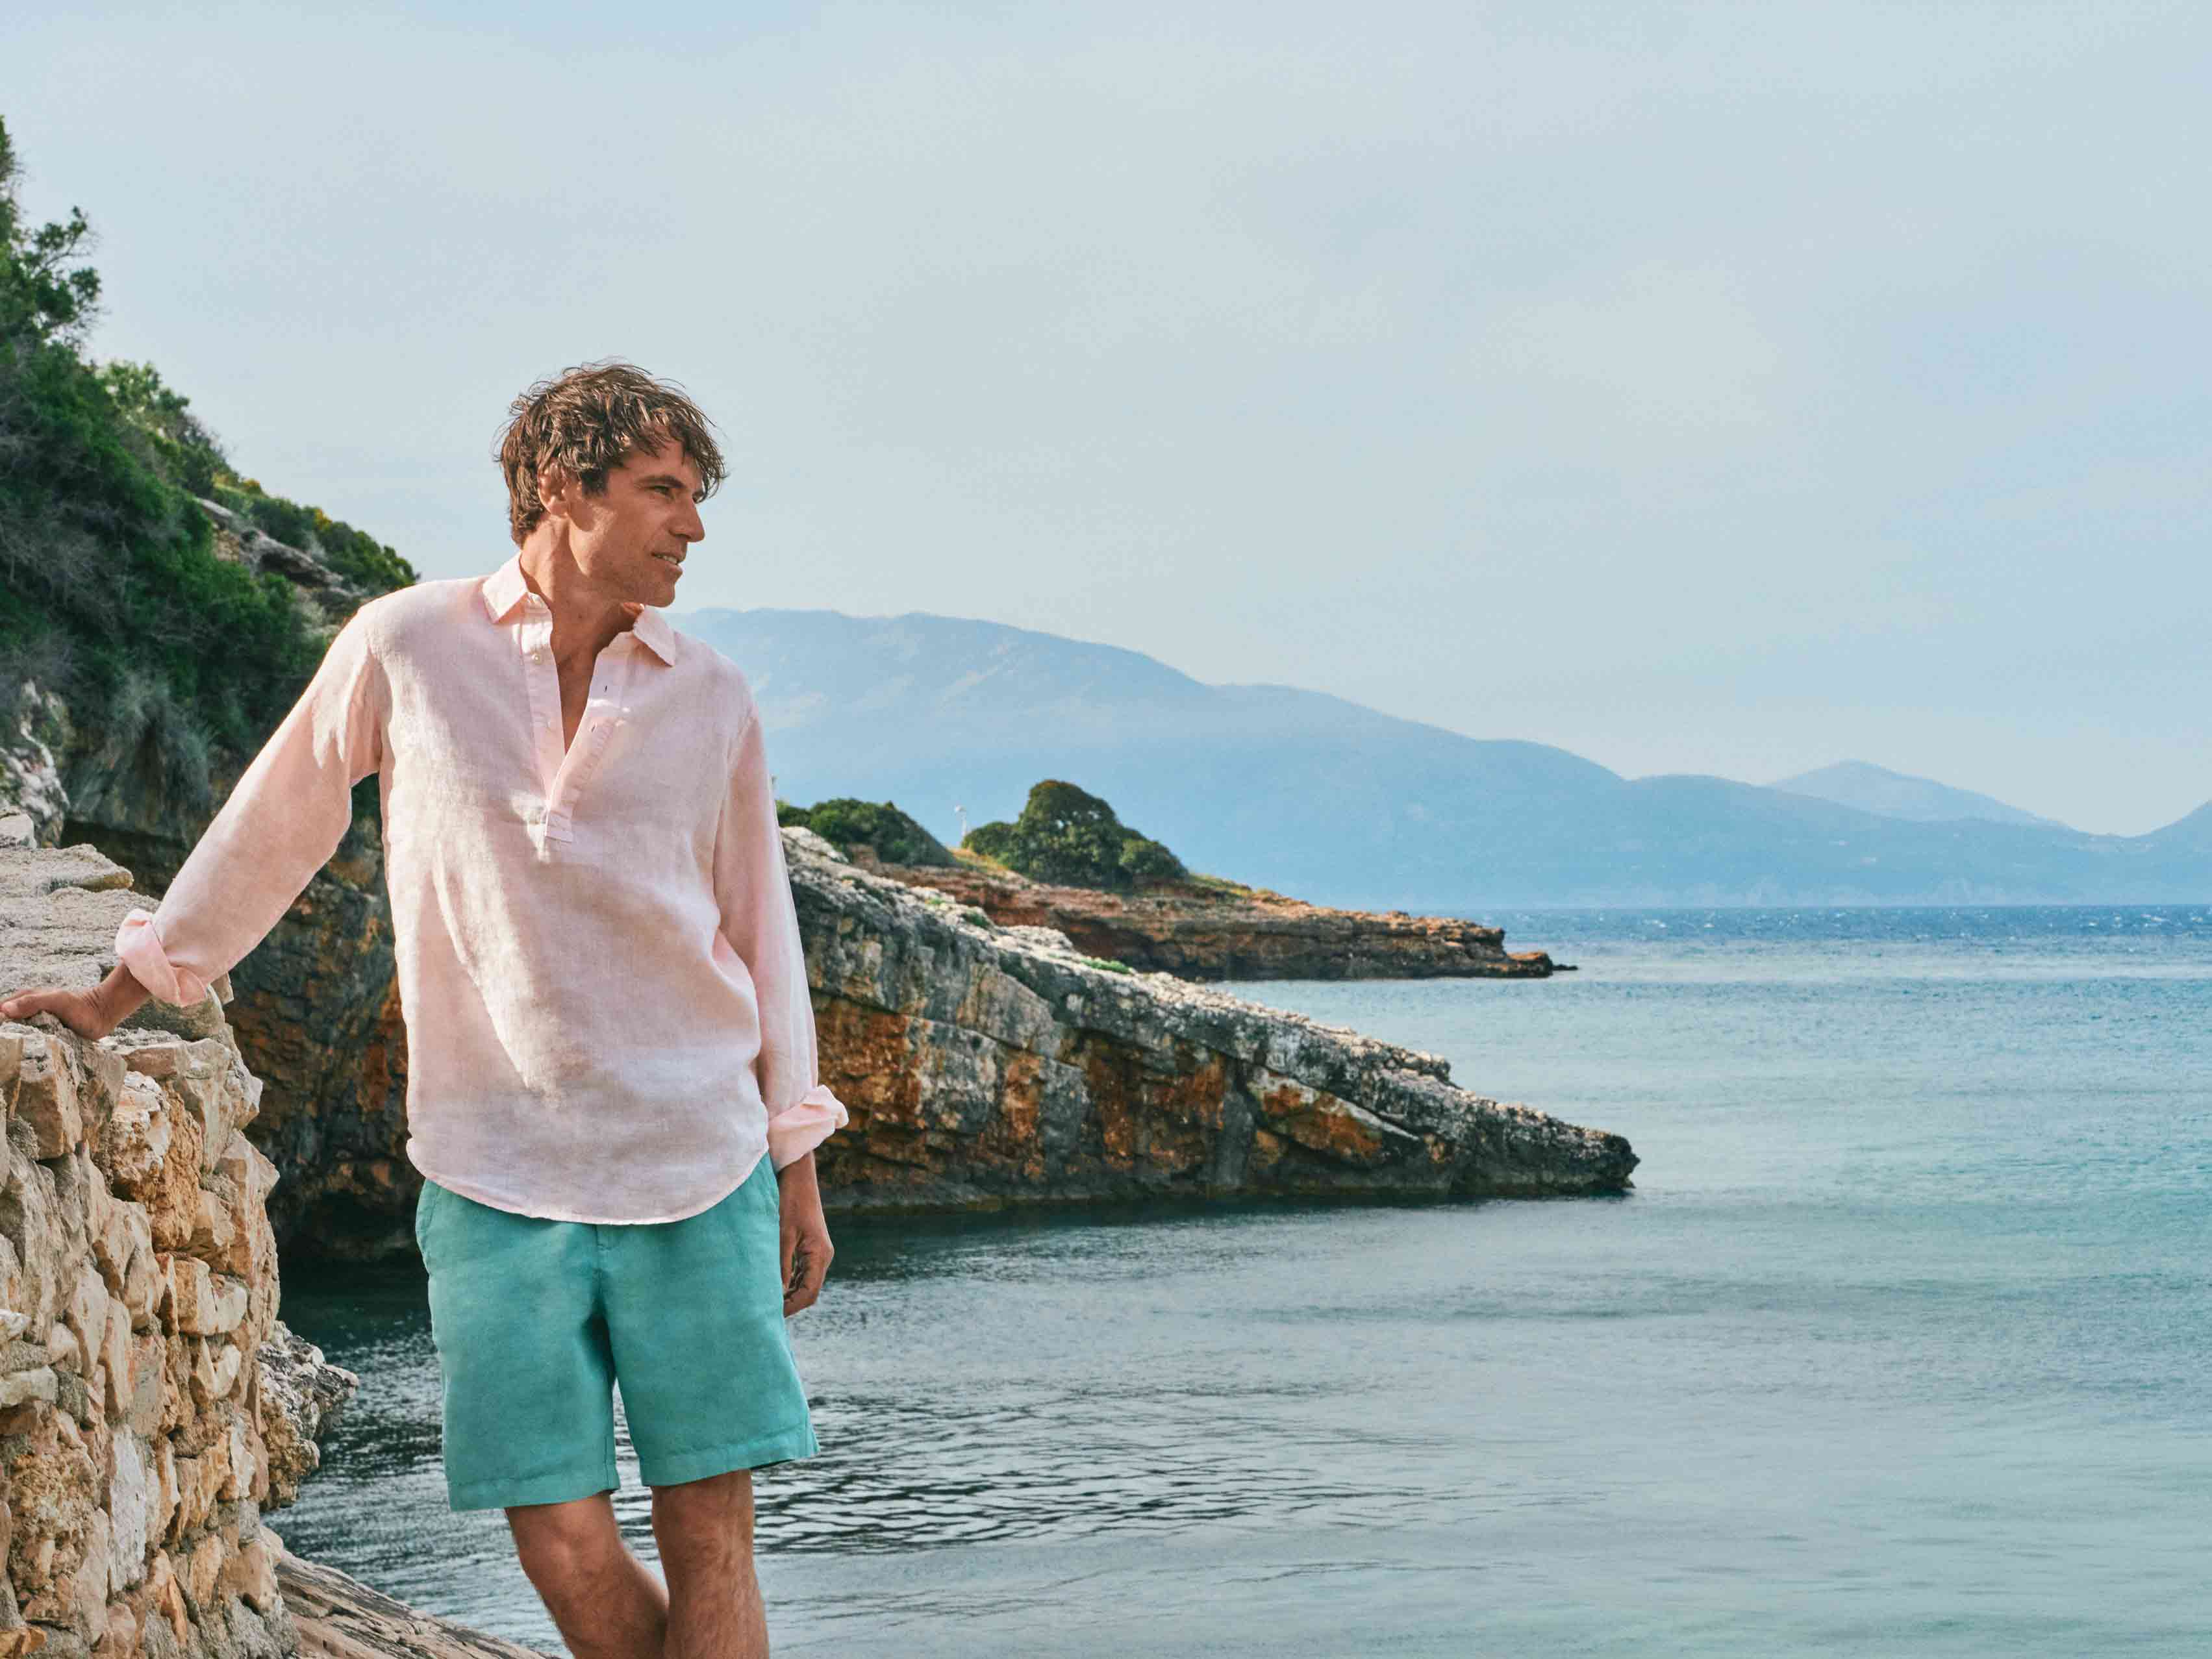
top-left (480, 553), bottom-right (679, 666)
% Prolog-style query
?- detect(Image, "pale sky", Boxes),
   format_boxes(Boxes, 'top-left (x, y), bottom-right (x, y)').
top-left (9, 1), bottom-right (2208, 833)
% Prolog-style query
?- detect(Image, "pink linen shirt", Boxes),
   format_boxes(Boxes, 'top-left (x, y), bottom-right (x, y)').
top-left (113, 553), bottom-right (848, 1223)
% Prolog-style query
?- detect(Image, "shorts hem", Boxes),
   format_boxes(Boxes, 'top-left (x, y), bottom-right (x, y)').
top-left (637, 1421), bottom-right (820, 1488)
top-left (447, 1461), bottom-right (621, 1512)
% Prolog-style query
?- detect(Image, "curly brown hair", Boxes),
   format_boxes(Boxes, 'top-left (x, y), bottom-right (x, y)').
top-left (496, 360), bottom-right (727, 545)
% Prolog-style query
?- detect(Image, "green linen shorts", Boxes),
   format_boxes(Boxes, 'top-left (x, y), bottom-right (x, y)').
top-left (414, 1153), bottom-right (818, 1511)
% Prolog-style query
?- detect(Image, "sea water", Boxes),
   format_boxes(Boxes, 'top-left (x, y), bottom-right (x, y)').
top-left (270, 906), bottom-right (2212, 1656)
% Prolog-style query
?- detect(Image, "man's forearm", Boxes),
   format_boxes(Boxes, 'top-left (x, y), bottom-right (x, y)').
top-left (93, 962), bottom-right (153, 1027)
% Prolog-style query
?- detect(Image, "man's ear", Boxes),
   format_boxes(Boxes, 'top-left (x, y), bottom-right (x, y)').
top-left (536, 463), bottom-right (574, 521)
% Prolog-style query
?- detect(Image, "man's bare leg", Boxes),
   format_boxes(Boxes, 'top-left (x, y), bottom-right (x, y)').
top-left (649, 1467), bottom-right (767, 1659)
top-left (507, 1491), bottom-right (669, 1659)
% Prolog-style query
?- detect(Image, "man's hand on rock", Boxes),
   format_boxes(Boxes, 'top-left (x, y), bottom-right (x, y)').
top-left (0, 963), bottom-right (151, 1041)
top-left (776, 1150), bottom-right (835, 1317)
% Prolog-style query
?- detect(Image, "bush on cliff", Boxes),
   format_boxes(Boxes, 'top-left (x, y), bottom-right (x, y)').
top-left (0, 114), bottom-right (414, 810)
top-left (95, 360), bottom-right (416, 594)
top-left (961, 779), bottom-right (1187, 892)
top-left (777, 796), bottom-right (955, 867)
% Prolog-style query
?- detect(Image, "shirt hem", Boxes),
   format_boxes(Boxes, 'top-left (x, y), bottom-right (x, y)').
top-left (405, 1143), bottom-right (770, 1225)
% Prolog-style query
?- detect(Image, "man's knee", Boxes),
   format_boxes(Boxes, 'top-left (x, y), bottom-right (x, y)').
top-left (507, 1491), bottom-right (626, 1585)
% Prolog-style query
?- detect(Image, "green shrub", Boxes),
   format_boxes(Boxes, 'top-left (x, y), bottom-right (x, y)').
top-left (1117, 834), bottom-right (1183, 884)
top-left (961, 820), bottom-right (1016, 864)
top-left (959, 779), bottom-right (1187, 892)
top-left (96, 360), bottom-right (227, 496)
top-left (210, 475), bottom-right (418, 593)
top-left (778, 796), bottom-right (955, 866)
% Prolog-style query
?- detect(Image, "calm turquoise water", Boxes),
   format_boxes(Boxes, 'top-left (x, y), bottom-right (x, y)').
top-left (268, 906), bottom-right (2212, 1656)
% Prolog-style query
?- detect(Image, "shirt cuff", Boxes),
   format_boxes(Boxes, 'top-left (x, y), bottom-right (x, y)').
top-left (114, 909), bottom-right (209, 1007)
top-left (766, 1083), bottom-right (849, 1171)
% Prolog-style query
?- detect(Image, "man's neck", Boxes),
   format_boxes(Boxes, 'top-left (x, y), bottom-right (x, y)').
top-left (516, 535), bottom-right (642, 667)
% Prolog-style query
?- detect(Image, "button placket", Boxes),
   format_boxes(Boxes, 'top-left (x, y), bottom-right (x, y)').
top-left (510, 603), bottom-right (570, 852)
top-left (540, 643), bottom-right (633, 843)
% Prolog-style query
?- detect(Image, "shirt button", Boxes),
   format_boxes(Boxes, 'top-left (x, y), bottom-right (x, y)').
top-left (530, 649), bottom-right (545, 663)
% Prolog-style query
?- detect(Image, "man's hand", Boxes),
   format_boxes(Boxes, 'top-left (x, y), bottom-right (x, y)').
top-left (0, 964), bottom-right (149, 1042)
top-left (775, 1150), bottom-right (834, 1316)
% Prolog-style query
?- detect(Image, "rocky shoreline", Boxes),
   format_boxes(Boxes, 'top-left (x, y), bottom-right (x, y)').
top-left (0, 826), bottom-right (1631, 1659)
top-left (857, 850), bottom-right (1567, 980)
top-left (796, 832), bottom-right (1633, 1209)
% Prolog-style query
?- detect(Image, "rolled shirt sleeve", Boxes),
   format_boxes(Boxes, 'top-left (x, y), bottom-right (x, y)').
top-left (712, 699), bottom-right (849, 1171)
top-left (115, 612), bottom-right (388, 1006)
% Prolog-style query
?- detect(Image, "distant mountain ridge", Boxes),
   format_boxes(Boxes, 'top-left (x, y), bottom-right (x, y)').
top-left (1771, 760), bottom-right (2068, 830)
top-left (672, 605), bottom-right (2210, 910)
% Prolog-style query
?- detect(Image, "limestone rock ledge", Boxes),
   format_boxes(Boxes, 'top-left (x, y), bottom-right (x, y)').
top-left (0, 840), bottom-right (522, 1659)
top-left (264, 1539), bottom-right (548, 1659)
top-left (0, 841), bottom-right (303, 1659)
top-left (788, 830), bottom-right (1637, 1208)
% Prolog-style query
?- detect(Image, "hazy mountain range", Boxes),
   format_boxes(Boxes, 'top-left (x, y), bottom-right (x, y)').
top-left (674, 606), bottom-right (2210, 911)
top-left (1769, 761), bottom-right (2070, 830)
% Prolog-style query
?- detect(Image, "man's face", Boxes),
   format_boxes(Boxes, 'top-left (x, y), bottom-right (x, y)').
top-left (542, 436), bottom-right (706, 605)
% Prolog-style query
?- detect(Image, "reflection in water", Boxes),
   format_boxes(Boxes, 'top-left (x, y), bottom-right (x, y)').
top-left (770, 1382), bottom-right (1443, 1552)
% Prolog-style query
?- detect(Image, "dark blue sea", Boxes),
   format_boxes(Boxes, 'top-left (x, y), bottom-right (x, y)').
top-left (270, 905), bottom-right (2212, 1656)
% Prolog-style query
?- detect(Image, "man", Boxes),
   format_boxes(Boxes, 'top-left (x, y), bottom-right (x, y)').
top-left (1, 360), bottom-right (844, 1659)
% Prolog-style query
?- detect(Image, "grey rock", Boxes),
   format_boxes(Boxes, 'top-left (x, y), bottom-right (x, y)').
top-left (255, 1321), bottom-right (359, 1511)
top-left (0, 680), bottom-right (71, 849)
top-left (785, 829), bottom-right (1638, 1209)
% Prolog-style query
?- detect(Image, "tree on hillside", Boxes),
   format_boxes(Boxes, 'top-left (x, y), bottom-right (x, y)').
top-left (962, 780), bottom-right (1186, 892)
top-left (0, 123), bottom-right (97, 349)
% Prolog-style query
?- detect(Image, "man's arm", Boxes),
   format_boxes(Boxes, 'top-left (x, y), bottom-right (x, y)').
top-left (0, 961), bottom-right (151, 1042)
top-left (710, 696), bottom-right (849, 1314)
top-left (2, 612), bottom-right (386, 1038)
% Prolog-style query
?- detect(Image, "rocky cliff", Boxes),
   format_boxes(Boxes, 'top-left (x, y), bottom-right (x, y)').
top-left (856, 851), bottom-right (1564, 980)
top-left (796, 832), bottom-right (1632, 1206)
